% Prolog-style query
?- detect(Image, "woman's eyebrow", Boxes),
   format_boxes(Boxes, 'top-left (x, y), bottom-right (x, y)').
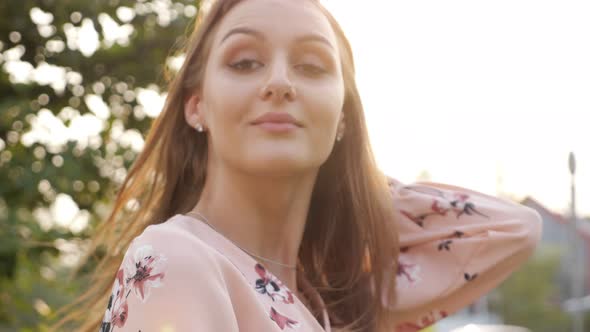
top-left (220, 26), bottom-right (334, 50)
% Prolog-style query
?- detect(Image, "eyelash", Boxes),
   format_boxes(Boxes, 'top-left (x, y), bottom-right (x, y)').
top-left (228, 59), bottom-right (327, 75)
top-left (229, 59), bottom-right (263, 71)
top-left (296, 63), bottom-right (327, 75)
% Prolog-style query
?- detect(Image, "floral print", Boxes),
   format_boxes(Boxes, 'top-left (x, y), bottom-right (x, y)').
top-left (254, 263), bottom-right (295, 304)
top-left (252, 263), bottom-right (300, 329)
top-left (100, 269), bottom-right (129, 332)
top-left (270, 307), bottom-right (301, 330)
top-left (99, 244), bottom-right (167, 332)
top-left (124, 244), bottom-right (167, 302)
top-left (395, 182), bottom-right (489, 228)
top-left (395, 309), bottom-right (448, 332)
top-left (397, 254), bottom-right (421, 286)
top-left (390, 180), bottom-right (496, 331)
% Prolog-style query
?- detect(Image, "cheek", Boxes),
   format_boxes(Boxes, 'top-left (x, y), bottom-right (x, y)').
top-left (201, 88), bottom-right (245, 163)
top-left (305, 84), bottom-right (344, 143)
top-left (202, 75), bottom-right (254, 133)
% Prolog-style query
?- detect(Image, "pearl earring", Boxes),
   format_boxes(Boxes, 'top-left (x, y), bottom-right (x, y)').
top-left (195, 123), bottom-right (204, 132)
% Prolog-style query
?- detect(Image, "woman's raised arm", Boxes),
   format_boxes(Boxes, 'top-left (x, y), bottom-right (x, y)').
top-left (385, 178), bottom-right (542, 332)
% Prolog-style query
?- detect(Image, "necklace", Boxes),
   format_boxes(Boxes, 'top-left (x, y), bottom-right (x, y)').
top-left (186, 210), bottom-right (298, 270)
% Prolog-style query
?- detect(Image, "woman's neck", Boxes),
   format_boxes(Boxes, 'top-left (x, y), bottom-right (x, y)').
top-left (193, 163), bottom-right (318, 291)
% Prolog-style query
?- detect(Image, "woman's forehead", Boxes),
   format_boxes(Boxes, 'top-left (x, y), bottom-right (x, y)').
top-left (212, 0), bottom-right (337, 48)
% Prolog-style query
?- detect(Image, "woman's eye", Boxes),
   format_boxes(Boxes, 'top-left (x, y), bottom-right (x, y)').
top-left (229, 59), bottom-right (263, 71)
top-left (297, 64), bottom-right (326, 75)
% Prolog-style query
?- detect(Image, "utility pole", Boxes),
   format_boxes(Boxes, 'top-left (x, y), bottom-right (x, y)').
top-left (569, 151), bottom-right (584, 332)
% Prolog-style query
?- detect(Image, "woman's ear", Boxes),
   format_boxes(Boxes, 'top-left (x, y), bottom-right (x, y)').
top-left (184, 94), bottom-right (205, 131)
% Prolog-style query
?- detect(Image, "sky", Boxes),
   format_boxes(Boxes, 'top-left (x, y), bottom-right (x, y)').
top-left (321, 0), bottom-right (590, 216)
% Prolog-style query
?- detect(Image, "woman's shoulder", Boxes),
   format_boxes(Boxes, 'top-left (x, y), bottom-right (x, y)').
top-left (135, 213), bottom-right (200, 241)
top-left (102, 214), bottom-right (241, 331)
top-left (132, 213), bottom-right (204, 246)
top-left (124, 214), bottom-right (227, 275)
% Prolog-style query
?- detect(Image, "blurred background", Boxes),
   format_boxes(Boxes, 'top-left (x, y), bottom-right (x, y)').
top-left (0, 0), bottom-right (587, 331)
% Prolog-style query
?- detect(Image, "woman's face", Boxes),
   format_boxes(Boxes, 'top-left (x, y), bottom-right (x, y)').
top-left (187, 0), bottom-right (345, 176)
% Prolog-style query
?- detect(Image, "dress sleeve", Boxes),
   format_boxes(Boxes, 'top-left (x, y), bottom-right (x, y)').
top-left (384, 178), bottom-right (542, 332)
top-left (99, 223), bottom-right (240, 332)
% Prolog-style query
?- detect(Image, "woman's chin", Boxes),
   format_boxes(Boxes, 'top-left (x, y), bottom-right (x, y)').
top-left (243, 155), bottom-right (317, 176)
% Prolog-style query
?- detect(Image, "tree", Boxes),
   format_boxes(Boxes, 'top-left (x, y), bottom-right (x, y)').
top-left (0, 1), bottom-right (200, 330)
top-left (489, 249), bottom-right (590, 331)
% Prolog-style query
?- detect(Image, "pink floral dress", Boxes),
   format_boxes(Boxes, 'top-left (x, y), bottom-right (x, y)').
top-left (99, 178), bottom-right (542, 331)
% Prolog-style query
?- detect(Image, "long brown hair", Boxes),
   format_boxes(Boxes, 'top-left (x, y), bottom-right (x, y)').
top-left (55, 1), bottom-right (399, 331)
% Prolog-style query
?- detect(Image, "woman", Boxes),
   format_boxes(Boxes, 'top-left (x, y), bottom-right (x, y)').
top-left (60, 0), bottom-right (542, 331)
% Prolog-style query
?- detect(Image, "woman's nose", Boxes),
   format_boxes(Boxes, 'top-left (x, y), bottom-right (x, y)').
top-left (258, 60), bottom-right (296, 103)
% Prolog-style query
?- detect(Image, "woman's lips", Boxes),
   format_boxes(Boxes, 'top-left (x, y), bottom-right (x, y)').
top-left (254, 122), bottom-right (299, 133)
top-left (251, 112), bottom-right (302, 133)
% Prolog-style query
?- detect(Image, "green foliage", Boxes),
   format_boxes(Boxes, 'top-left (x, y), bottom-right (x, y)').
top-left (0, 0), bottom-right (200, 330)
top-left (489, 249), bottom-right (590, 331)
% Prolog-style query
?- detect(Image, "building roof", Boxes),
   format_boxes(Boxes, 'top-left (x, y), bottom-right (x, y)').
top-left (520, 196), bottom-right (590, 242)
